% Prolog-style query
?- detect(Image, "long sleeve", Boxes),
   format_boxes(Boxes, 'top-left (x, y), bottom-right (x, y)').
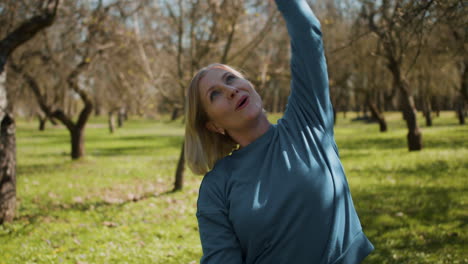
top-left (196, 174), bottom-right (245, 264)
top-left (276, 0), bottom-right (334, 133)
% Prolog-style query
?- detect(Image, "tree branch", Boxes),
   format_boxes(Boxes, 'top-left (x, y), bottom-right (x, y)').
top-left (0, 0), bottom-right (60, 73)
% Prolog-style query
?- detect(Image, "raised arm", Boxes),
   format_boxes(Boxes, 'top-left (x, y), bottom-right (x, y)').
top-left (276, 0), bottom-right (334, 132)
top-left (197, 176), bottom-right (245, 264)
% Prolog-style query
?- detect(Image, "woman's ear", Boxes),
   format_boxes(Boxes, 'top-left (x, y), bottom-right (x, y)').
top-left (205, 121), bottom-right (225, 135)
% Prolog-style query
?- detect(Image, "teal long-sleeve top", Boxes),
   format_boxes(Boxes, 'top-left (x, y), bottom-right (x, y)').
top-left (196, 0), bottom-right (374, 263)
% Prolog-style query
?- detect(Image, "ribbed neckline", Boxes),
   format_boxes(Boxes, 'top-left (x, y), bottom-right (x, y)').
top-left (230, 124), bottom-right (276, 157)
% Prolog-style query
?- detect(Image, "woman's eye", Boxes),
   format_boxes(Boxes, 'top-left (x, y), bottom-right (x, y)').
top-left (226, 75), bottom-right (236, 83)
top-left (210, 90), bottom-right (220, 101)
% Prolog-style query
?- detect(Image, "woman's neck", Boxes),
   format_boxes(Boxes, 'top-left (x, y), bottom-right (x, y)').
top-left (228, 114), bottom-right (271, 148)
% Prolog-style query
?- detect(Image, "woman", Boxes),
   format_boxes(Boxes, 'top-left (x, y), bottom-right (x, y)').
top-left (185, 0), bottom-right (374, 263)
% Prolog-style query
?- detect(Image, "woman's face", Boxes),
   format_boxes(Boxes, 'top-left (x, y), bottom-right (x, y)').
top-left (198, 67), bottom-right (263, 134)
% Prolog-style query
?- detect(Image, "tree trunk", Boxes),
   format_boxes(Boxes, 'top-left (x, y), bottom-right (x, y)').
top-left (108, 111), bottom-right (115, 133)
top-left (377, 90), bottom-right (384, 112)
top-left (0, 114), bottom-right (16, 224)
top-left (400, 88), bottom-right (423, 151)
top-left (423, 98), bottom-right (432, 127)
top-left (431, 97), bottom-right (440, 117)
top-left (367, 99), bottom-right (387, 132)
top-left (273, 87), bottom-right (279, 113)
top-left (49, 117), bottom-right (58, 126)
top-left (0, 69), bottom-right (16, 224)
top-left (171, 108), bottom-right (179, 121)
top-left (0, 0), bottom-right (58, 224)
top-left (118, 108), bottom-right (125, 128)
top-left (94, 102), bottom-right (101, 116)
top-left (38, 117), bottom-right (47, 131)
top-left (424, 109), bottom-right (432, 127)
top-left (71, 127), bottom-right (85, 159)
top-left (460, 58), bottom-right (468, 104)
top-left (173, 142), bottom-right (185, 192)
top-left (456, 98), bottom-right (465, 125)
top-left (458, 59), bottom-right (467, 124)
top-left (387, 57), bottom-right (423, 150)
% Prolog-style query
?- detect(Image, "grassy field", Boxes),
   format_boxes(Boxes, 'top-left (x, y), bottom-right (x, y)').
top-left (0, 112), bottom-right (466, 264)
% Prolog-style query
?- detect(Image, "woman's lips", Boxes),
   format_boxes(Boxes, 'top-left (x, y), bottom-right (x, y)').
top-left (236, 96), bottom-right (249, 111)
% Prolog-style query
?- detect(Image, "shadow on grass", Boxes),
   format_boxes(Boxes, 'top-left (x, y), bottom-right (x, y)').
top-left (19, 138), bottom-right (70, 146)
top-left (97, 134), bottom-right (183, 142)
top-left (2, 189), bottom-right (181, 238)
top-left (396, 160), bottom-right (454, 178)
top-left (350, 159), bottom-right (459, 180)
top-left (17, 162), bottom-right (68, 175)
top-left (338, 151), bottom-right (373, 160)
top-left (425, 136), bottom-right (468, 150)
top-left (340, 134), bottom-right (467, 151)
top-left (355, 184), bottom-right (467, 263)
top-left (22, 136), bottom-right (183, 158)
top-left (91, 145), bottom-right (164, 156)
top-left (340, 137), bottom-right (406, 151)
top-left (25, 151), bottom-right (71, 159)
top-left (425, 122), bottom-right (465, 128)
top-left (91, 136), bottom-right (182, 156)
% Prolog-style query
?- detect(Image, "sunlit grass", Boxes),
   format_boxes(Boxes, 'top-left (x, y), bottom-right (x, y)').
top-left (0, 112), bottom-right (466, 263)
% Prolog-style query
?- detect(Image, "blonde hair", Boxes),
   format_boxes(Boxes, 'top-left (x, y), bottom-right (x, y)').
top-left (184, 64), bottom-right (244, 175)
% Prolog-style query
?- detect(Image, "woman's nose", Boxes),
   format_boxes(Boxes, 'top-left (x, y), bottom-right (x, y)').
top-left (227, 86), bottom-right (239, 99)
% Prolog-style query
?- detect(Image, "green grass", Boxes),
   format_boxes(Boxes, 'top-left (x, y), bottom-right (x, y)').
top-left (0, 112), bottom-right (466, 264)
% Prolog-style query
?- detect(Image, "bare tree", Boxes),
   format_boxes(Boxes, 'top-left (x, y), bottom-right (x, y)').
top-left (360, 0), bottom-right (437, 150)
top-left (12, 0), bottom-right (144, 158)
top-left (0, 0), bottom-right (59, 224)
top-left (436, 1), bottom-right (467, 124)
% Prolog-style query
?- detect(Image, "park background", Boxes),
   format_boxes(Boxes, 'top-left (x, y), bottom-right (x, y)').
top-left (0, 0), bottom-right (466, 263)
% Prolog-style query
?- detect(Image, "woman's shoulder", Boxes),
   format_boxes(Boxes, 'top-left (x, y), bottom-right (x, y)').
top-left (197, 157), bottom-right (232, 213)
top-left (201, 157), bottom-right (231, 187)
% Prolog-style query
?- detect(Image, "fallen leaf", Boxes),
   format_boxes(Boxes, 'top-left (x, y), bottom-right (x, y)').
top-left (103, 221), bottom-right (118, 228)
